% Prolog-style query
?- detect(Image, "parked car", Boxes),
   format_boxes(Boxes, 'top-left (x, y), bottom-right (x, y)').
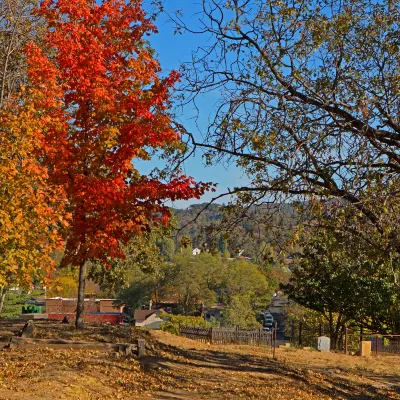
top-left (263, 312), bottom-right (274, 331)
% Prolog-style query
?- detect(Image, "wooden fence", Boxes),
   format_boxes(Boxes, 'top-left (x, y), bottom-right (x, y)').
top-left (180, 325), bottom-right (273, 347)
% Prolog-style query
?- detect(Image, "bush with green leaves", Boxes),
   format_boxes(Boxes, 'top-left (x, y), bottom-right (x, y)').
top-left (160, 314), bottom-right (212, 335)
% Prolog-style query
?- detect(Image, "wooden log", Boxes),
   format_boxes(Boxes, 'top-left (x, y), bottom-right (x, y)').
top-left (6, 336), bottom-right (144, 357)
top-left (10, 337), bottom-right (122, 351)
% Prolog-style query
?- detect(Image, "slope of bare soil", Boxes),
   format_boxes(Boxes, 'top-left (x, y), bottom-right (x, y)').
top-left (0, 323), bottom-right (398, 399)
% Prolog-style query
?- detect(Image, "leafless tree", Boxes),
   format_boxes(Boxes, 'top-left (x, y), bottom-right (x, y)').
top-left (0, 0), bottom-right (41, 107)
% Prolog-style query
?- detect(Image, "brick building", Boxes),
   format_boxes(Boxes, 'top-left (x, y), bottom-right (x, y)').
top-left (45, 298), bottom-right (125, 324)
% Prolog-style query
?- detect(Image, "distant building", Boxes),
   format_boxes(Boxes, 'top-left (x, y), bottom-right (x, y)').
top-left (134, 309), bottom-right (166, 329)
top-left (45, 297), bottom-right (125, 324)
top-left (203, 304), bottom-right (225, 322)
top-left (192, 248), bottom-right (201, 256)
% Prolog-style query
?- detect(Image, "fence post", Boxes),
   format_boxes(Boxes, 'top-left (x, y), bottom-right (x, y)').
top-left (299, 321), bottom-right (303, 347)
top-left (375, 334), bottom-right (379, 356)
top-left (273, 321), bottom-right (277, 359)
top-left (345, 327), bottom-right (348, 355)
top-left (235, 325), bottom-right (239, 344)
top-left (137, 339), bottom-right (145, 359)
top-left (210, 327), bottom-right (213, 344)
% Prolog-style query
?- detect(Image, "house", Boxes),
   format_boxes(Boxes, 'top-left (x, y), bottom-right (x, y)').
top-left (192, 248), bottom-right (201, 255)
top-left (203, 304), bottom-right (225, 322)
top-left (134, 308), bottom-right (166, 329)
top-left (44, 297), bottom-right (125, 324)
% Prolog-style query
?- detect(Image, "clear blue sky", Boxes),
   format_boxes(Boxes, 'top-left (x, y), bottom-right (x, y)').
top-left (136, 1), bottom-right (247, 208)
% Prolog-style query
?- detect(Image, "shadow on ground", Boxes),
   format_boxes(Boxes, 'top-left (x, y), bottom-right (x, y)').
top-left (140, 341), bottom-right (400, 400)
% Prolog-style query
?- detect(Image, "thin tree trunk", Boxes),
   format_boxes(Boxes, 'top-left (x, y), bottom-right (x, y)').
top-left (328, 312), bottom-right (335, 349)
top-left (75, 262), bottom-right (86, 329)
top-left (333, 314), bottom-right (343, 350)
top-left (0, 287), bottom-right (7, 314)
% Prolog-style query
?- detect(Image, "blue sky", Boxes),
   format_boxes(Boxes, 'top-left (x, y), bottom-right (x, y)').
top-left (137, 1), bottom-right (247, 208)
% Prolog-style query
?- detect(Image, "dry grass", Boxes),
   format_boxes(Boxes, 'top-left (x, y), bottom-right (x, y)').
top-left (0, 324), bottom-right (398, 399)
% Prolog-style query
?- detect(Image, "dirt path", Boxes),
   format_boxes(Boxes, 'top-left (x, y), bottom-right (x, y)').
top-left (146, 331), bottom-right (400, 400)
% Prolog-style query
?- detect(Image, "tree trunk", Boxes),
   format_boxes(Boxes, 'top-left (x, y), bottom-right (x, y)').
top-left (0, 287), bottom-right (7, 314)
top-left (75, 262), bottom-right (86, 329)
top-left (328, 312), bottom-right (335, 350)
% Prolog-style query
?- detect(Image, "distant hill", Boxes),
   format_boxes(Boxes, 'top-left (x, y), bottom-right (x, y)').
top-left (171, 202), bottom-right (299, 259)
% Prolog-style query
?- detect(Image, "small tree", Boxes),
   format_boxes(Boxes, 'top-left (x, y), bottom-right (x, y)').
top-left (223, 294), bottom-right (261, 329)
top-left (0, 93), bottom-right (66, 312)
top-left (26, 0), bottom-right (210, 328)
top-left (282, 228), bottom-right (400, 341)
top-left (169, 251), bottom-right (223, 314)
top-left (223, 260), bottom-right (270, 311)
top-left (217, 234), bottom-right (227, 256)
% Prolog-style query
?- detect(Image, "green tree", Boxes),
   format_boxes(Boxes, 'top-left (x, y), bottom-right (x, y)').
top-left (115, 264), bottom-right (166, 311)
top-left (169, 251), bottom-right (223, 314)
top-left (88, 226), bottom-right (172, 298)
top-left (217, 234), bottom-right (227, 256)
top-left (223, 260), bottom-right (270, 321)
top-left (174, 0), bottom-right (400, 257)
top-left (282, 228), bottom-right (400, 343)
top-left (47, 267), bottom-right (79, 298)
top-left (223, 294), bottom-right (261, 329)
top-left (157, 237), bottom-right (175, 262)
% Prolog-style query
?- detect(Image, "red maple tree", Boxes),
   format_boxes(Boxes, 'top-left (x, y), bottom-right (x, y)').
top-left (26, 0), bottom-right (210, 327)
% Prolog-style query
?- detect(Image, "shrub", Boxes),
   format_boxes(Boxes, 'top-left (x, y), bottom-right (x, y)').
top-left (160, 314), bottom-right (212, 335)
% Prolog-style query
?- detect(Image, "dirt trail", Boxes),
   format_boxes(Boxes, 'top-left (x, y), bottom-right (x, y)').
top-left (146, 331), bottom-right (400, 400)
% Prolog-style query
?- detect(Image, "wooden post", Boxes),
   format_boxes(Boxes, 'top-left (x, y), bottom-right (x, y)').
top-left (273, 321), bottom-right (277, 359)
top-left (235, 325), bottom-right (239, 344)
top-left (137, 339), bottom-right (145, 359)
top-left (210, 327), bottom-right (213, 344)
top-left (375, 334), bottom-right (379, 356)
top-left (345, 327), bottom-right (348, 355)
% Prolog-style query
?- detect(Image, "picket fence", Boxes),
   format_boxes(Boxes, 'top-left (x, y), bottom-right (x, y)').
top-left (179, 325), bottom-right (273, 347)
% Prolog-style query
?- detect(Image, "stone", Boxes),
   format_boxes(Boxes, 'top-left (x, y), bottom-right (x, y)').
top-left (20, 321), bottom-right (35, 338)
top-left (360, 341), bottom-right (372, 357)
top-left (317, 336), bottom-right (330, 352)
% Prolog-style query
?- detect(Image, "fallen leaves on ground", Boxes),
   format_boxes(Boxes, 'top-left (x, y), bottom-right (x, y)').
top-left (0, 324), bottom-right (398, 399)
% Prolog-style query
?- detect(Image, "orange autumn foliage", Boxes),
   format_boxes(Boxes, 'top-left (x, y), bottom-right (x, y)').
top-left (25, 0), bottom-right (211, 269)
